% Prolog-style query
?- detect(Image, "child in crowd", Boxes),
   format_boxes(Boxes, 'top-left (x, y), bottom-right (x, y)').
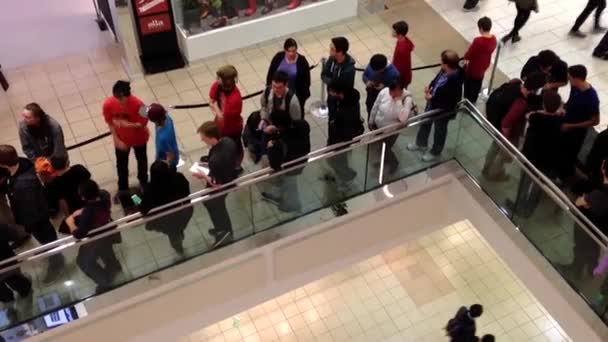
top-left (391, 21), bottom-right (415, 89)
top-left (463, 16), bottom-right (497, 104)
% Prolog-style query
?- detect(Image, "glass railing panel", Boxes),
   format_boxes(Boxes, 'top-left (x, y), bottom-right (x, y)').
top-left (456, 104), bottom-right (608, 323)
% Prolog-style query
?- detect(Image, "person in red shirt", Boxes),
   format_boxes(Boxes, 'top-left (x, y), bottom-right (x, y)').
top-left (392, 21), bottom-right (415, 89)
top-left (464, 17), bottom-right (497, 104)
top-left (209, 65), bottom-right (244, 169)
top-left (103, 80), bottom-right (149, 192)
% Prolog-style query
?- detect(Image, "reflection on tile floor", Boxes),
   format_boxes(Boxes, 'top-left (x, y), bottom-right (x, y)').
top-left (184, 221), bottom-right (572, 342)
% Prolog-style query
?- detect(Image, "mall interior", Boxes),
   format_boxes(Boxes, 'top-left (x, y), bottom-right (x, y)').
top-left (1, 0), bottom-right (608, 341)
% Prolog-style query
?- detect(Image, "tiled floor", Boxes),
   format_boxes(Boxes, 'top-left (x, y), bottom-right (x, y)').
top-left (182, 221), bottom-right (572, 342)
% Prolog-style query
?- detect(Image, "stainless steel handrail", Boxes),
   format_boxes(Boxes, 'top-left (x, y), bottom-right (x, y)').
top-left (460, 100), bottom-right (608, 249)
top-left (0, 108), bottom-right (445, 270)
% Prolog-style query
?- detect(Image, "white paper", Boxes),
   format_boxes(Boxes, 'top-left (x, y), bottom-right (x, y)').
top-left (189, 162), bottom-right (210, 176)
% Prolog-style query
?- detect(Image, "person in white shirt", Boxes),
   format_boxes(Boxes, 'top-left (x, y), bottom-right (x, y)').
top-left (369, 83), bottom-right (415, 174)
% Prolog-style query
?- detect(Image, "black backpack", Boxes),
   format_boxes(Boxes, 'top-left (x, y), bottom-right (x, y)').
top-left (445, 306), bottom-right (468, 338)
top-left (485, 79), bottom-right (523, 130)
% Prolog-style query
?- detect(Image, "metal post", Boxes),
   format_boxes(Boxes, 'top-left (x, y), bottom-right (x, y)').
top-left (310, 57), bottom-right (329, 119)
top-left (480, 40), bottom-right (503, 100)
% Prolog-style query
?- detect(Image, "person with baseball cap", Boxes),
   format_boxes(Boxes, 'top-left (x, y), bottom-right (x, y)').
top-left (147, 103), bottom-right (179, 170)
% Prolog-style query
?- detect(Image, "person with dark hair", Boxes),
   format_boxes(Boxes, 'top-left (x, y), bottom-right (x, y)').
top-left (362, 54), bottom-right (400, 117)
top-left (369, 83), bottom-right (415, 174)
top-left (463, 17), bottom-right (497, 104)
top-left (479, 335), bottom-right (495, 342)
top-left (558, 159), bottom-right (608, 281)
top-left (321, 37), bottom-right (356, 90)
top-left (392, 21), bottom-right (415, 88)
top-left (18, 102), bottom-right (66, 161)
top-left (501, 0), bottom-right (539, 44)
top-left (65, 179), bottom-right (121, 292)
top-left (47, 154), bottom-right (91, 233)
top-left (209, 65), bottom-right (243, 170)
top-left (0, 224), bottom-right (32, 303)
top-left (194, 122), bottom-right (238, 248)
top-left (559, 65), bottom-right (600, 181)
top-left (0, 168), bottom-right (30, 249)
top-left (140, 161), bottom-right (193, 254)
top-left (408, 50), bottom-right (464, 162)
top-left (266, 38), bottom-right (311, 118)
top-left (324, 80), bottom-right (364, 186)
top-left (260, 71), bottom-right (301, 123)
top-left (508, 91), bottom-right (564, 217)
top-left (0, 145), bottom-right (65, 283)
top-left (570, 0), bottom-right (606, 38)
top-left (262, 111), bottom-right (310, 212)
top-left (146, 103), bottom-right (179, 170)
top-left (482, 72), bottom-right (546, 181)
top-left (520, 50), bottom-right (569, 91)
top-left (103, 80), bottom-right (149, 194)
top-left (446, 304), bottom-right (483, 341)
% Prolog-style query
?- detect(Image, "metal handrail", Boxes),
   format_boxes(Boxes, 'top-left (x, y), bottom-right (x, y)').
top-left (0, 108), bottom-right (445, 270)
top-left (460, 100), bottom-right (608, 249)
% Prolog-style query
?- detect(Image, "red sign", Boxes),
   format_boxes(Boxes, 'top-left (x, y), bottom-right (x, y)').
top-left (139, 14), bottom-right (173, 35)
top-left (136, 0), bottom-right (169, 16)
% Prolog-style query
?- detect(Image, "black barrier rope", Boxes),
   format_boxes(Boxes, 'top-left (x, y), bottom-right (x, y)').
top-left (65, 59), bottom-right (444, 151)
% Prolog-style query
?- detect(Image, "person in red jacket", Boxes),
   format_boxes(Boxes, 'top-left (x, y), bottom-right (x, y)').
top-left (209, 65), bottom-right (244, 169)
top-left (103, 80), bottom-right (149, 193)
top-left (392, 21), bottom-right (415, 89)
top-left (463, 17), bottom-right (497, 104)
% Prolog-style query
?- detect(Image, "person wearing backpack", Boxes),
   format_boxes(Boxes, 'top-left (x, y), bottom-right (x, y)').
top-left (369, 83), bottom-right (416, 175)
top-left (263, 111), bottom-right (310, 212)
top-left (260, 71), bottom-right (301, 123)
top-left (482, 72), bottom-right (546, 181)
top-left (445, 304), bottom-right (483, 341)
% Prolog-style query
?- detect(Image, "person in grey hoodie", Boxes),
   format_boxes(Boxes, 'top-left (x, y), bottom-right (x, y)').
top-left (18, 103), bottom-right (66, 161)
top-left (321, 37), bottom-right (356, 90)
top-left (369, 83), bottom-right (415, 174)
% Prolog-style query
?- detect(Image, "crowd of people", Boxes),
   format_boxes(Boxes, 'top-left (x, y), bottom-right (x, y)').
top-left (0, 11), bottom-right (606, 335)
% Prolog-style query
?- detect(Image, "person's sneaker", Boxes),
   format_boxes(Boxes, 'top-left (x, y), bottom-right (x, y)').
top-left (594, 26), bottom-right (607, 33)
top-left (212, 231), bottom-right (233, 249)
top-left (500, 35), bottom-right (511, 44)
top-left (261, 192), bottom-right (281, 206)
top-left (406, 143), bottom-right (427, 152)
top-left (331, 203), bottom-right (348, 217)
top-left (421, 152), bottom-right (439, 162)
top-left (569, 30), bottom-right (587, 38)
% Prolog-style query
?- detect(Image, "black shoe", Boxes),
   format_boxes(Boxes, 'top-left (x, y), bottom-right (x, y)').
top-left (212, 231), bottom-right (233, 249)
top-left (331, 203), bottom-right (348, 217)
top-left (501, 35), bottom-right (511, 44)
top-left (569, 30), bottom-right (587, 38)
top-left (594, 26), bottom-right (607, 33)
top-left (511, 35), bottom-right (521, 43)
top-left (261, 192), bottom-right (281, 206)
top-left (10, 234), bottom-right (32, 249)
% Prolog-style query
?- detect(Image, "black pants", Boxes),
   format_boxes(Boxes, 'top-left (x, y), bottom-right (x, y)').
top-left (366, 87), bottom-right (381, 120)
top-left (415, 116), bottom-right (450, 156)
top-left (569, 223), bottom-right (601, 278)
top-left (560, 129), bottom-right (588, 180)
top-left (77, 239), bottom-right (121, 287)
top-left (594, 31), bottom-right (608, 55)
top-left (203, 194), bottom-right (233, 235)
top-left (225, 133), bottom-right (244, 166)
top-left (0, 271), bottom-right (31, 302)
top-left (26, 220), bottom-right (64, 272)
top-left (297, 95), bottom-right (307, 119)
top-left (463, 77), bottom-right (483, 104)
top-left (506, 5), bottom-right (532, 38)
top-left (115, 145), bottom-right (148, 191)
top-left (573, 0), bottom-right (606, 31)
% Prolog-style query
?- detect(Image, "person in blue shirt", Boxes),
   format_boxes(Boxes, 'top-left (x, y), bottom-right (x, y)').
top-left (147, 103), bottom-right (179, 170)
top-left (560, 65), bottom-right (600, 181)
top-left (362, 54), bottom-right (400, 118)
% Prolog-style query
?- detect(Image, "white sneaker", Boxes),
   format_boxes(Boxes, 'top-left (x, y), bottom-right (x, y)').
top-left (421, 152), bottom-right (439, 162)
top-left (407, 143), bottom-right (427, 152)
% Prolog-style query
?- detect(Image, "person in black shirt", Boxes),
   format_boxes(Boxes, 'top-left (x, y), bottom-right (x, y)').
top-left (194, 122), bottom-right (238, 248)
top-left (66, 180), bottom-right (122, 292)
top-left (140, 161), bottom-right (193, 254)
top-left (520, 50), bottom-right (568, 91)
top-left (569, 0), bottom-right (606, 38)
top-left (446, 304), bottom-right (483, 341)
top-left (558, 159), bottom-right (608, 281)
top-left (508, 92), bottom-right (563, 217)
top-left (0, 145), bottom-right (65, 283)
top-left (560, 65), bottom-right (600, 182)
top-left (45, 154), bottom-right (91, 234)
